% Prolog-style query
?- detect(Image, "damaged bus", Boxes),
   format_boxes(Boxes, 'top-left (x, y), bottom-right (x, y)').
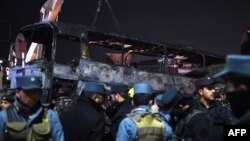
top-left (8, 22), bottom-right (225, 108)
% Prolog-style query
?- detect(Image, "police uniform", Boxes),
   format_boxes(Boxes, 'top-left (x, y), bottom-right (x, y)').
top-left (214, 55), bottom-right (250, 124)
top-left (116, 83), bottom-right (172, 141)
top-left (195, 77), bottom-right (233, 141)
top-left (105, 84), bottom-right (133, 140)
top-left (157, 88), bottom-right (184, 131)
top-left (158, 88), bottom-right (212, 141)
top-left (59, 82), bottom-right (106, 141)
top-left (0, 76), bottom-right (64, 141)
top-left (174, 106), bottom-right (212, 141)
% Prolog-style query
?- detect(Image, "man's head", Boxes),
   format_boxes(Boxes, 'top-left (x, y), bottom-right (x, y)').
top-left (83, 82), bottom-right (106, 105)
top-left (223, 74), bottom-right (250, 93)
top-left (214, 55), bottom-right (250, 118)
top-left (0, 95), bottom-right (15, 109)
top-left (195, 77), bottom-right (216, 102)
top-left (159, 88), bottom-right (183, 114)
top-left (16, 76), bottom-right (42, 107)
top-left (132, 83), bottom-right (153, 106)
top-left (173, 95), bottom-right (194, 117)
top-left (108, 84), bottom-right (129, 103)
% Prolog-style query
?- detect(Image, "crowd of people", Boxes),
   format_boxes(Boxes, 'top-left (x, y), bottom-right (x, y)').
top-left (0, 54), bottom-right (249, 141)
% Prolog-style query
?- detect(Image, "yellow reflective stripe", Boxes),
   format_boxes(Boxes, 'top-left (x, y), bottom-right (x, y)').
top-left (138, 127), bottom-right (163, 136)
top-left (132, 114), bottom-right (165, 141)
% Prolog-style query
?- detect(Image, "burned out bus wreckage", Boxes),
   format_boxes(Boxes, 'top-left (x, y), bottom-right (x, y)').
top-left (3, 21), bottom-right (225, 111)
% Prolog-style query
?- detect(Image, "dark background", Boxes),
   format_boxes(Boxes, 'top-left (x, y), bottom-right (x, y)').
top-left (1, 0), bottom-right (250, 59)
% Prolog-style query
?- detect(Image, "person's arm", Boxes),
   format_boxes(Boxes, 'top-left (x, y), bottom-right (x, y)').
top-left (116, 118), bottom-right (136, 141)
top-left (224, 106), bottom-right (236, 125)
top-left (0, 111), bottom-right (6, 141)
top-left (48, 110), bottom-right (65, 141)
top-left (214, 102), bottom-right (234, 125)
top-left (163, 122), bottom-right (173, 141)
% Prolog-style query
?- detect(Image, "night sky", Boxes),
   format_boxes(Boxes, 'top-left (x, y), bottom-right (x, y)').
top-left (1, 0), bottom-right (250, 58)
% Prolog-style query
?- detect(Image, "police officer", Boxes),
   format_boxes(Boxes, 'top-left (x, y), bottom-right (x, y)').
top-left (59, 82), bottom-right (107, 141)
top-left (116, 83), bottom-right (172, 141)
top-left (161, 89), bottom-right (212, 141)
top-left (195, 76), bottom-right (233, 141)
top-left (214, 55), bottom-right (250, 124)
top-left (157, 88), bottom-right (184, 128)
top-left (106, 84), bottom-right (133, 140)
top-left (0, 76), bottom-right (64, 141)
top-left (0, 94), bottom-right (15, 110)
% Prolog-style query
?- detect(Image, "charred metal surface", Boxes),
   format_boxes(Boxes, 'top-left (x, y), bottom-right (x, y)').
top-left (53, 63), bottom-right (79, 80)
top-left (78, 59), bottom-right (196, 94)
top-left (56, 23), bottom-right (88, 39)
top-left (9, 62), bottom-right (52, 89)
top-left (20, 22), bottom-right (225, 66)
top-left (54, 96), bottom-right (75, 114)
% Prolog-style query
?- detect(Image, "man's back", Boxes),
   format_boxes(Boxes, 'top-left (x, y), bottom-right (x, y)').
top-left (108, 99), bottom-right (133, 139)
top-left (116, 106), bottom-right (172, 141)
top-left (59, 97), bottom-right (105, 141)
top-left (175, 110), bottom-right (212, 141)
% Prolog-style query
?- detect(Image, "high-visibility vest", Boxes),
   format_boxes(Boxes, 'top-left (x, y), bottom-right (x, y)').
top-left (129, 112), bottom-right (165, 141)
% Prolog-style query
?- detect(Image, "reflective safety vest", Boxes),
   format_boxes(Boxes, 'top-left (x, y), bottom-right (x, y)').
top-left (4, 107), bottom-right (52, 141)
top-left (129, 112), bottom-right (165, 141)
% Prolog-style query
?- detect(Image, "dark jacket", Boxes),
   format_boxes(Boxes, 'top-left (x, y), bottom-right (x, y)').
top-left (241, 42), bottom-right (250, 55)
top-left (106, 99), bottom-right (133, 139)
top-left (237, 110), bottom-right (250, 124)
top-left (59, 96), bottom-right (105, 141)
top-left (241, 31), bottom-right (250, 55)
top-left (175, 102), bottom-right (212, 141)
top-left (196, 100), bottom-right (233, 141)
